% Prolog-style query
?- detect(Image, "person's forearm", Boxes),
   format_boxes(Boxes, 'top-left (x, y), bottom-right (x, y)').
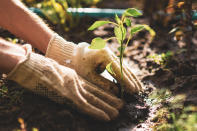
top-left (0, 0), bottom-right (54, 53)
top-left (0, 38), bottom-right (26, 74)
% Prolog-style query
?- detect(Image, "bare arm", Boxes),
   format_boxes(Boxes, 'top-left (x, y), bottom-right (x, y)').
top-left (0, 38), bottom-right (26, 74)
top-left (0, 0), bottom-right (54, 53)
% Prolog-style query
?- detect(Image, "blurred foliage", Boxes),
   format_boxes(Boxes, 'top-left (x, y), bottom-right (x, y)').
top-left (6, 37), bottom-right (20, 44)
top-left (22, 0), bottom-right (102, 31)
top-left (67, 0), bottom-right (101, 7)
top-left (147, 51), bottom-right (174, 66)
top-left (143, 0), bottom-right (169, 26)
top-left (167, 1), bottom-right (194, 43)
top-left (142, 0), bottom-right (191, 27)
top-left (143, 0), bottom-right (194, 55)
top-left (14, 117), bottom-right (39, 131)
top-left (148, 89), bottom-right (197, 131)
top-left (0, 84), bottom-right (24, 105)
top-left (148, 88), bottom-right (172, 105)
top-left (22, 0), bottom-right (70, 31)
top-left (0, 85), bottom-right (8, 97)
top-left (155, 106), bottom-right (197, 131)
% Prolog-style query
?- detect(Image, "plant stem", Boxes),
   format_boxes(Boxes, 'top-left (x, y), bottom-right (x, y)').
top-left (105, 37), bottom-right (116, 42)
top-left (119, 21), bottom-right (125, 97)
top-left (119, 41), bottom-right (124, 97)
top-left (125, 34), bottom-right (132, 47)
top-left (121, 15), bottom-right (125, 23)
top-left (109, 22), bottom-right (119, 26)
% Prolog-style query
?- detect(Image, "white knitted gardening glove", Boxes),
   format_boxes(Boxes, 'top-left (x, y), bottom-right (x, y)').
top-left (7, 44), bottom-right (123, 121)
top-left (46, 34), bottom-right (142, 95)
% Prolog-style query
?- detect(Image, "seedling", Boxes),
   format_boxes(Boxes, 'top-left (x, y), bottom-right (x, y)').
top-left (0, 85), bottom-right (8, 97)
top-left (147, 51), bottom-right (174, 66)
top-left (152, 90), bottom-right (197, 131)
top-left (88, 8), bottom-right (155, 96)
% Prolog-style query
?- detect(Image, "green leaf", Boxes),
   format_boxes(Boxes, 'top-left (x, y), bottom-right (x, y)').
top-left (114, 26), bottom-right (126, 44)
top-left (88, 37), bottom-right (106, 49)
top-left (114, 27), bottom-right (122, 44)
top-left (165, 51), bottom-right (174, 57)
top-left (143, 25), bottom-right (156, 40)
top-left (88, 21), bottom-right (111, 31)
top-left (121, 25), bottom-right (127, 41)
top-left (115, 14), bottom-right (121, 24)
top-left (106, 62), bottom-right (116, 75)
top-left (0, 85), bottom-right (8, 97)
top-left (130, 25), bottom-right (145, 35)
top-left (124, 18), bottom-right (131, 27)
top-left (123, 8), bottom-right (142, 17)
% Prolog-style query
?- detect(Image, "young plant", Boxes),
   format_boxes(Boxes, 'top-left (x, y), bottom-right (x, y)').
top-left (147, 51), bottom-right (174, 66)
top-left (88, 8), bottom-right (155, 95)
top-left (0, 85), bottom-right (8, 98)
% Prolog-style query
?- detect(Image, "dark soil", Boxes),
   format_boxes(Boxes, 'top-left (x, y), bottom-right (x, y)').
top-left (1, 0), bottom-right (197, 131)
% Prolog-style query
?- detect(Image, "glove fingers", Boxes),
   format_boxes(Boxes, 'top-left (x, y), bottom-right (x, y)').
top-left (98, 53), bottom-right (136, 94)
top-left (106, 58), bottom-right (136, 94)
top-left (86, 73), bottom-right (119, 95)
top-left (83, 80), bottom-right (123, 110)
top-left (123, 63), bottom-right (143, 92)
top-left (72, 85), bottom-right (110, 121)
top-left (106, 52), bottom-right (143, 93)
top-left (78, 83), bottom-right (119, 120)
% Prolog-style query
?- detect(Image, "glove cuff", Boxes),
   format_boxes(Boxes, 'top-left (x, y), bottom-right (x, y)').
top-left (7, 44), bottom-right (34, 82)
top-left (46, 34), bottom-right (76, 66)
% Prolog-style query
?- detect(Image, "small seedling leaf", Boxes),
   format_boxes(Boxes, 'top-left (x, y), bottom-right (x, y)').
top-left (130, 25), bottom-right (145, 35)
top-left (106, 62), bottom-right (116, 75)
top-left (114, 26), bottom-right (122, 44)
top-left (165, 51), bottom-right (174, 57)
top-left (124, 18), bottom-right (132, 27)
top-left (89, 37), bottom-right (106, 49)
top-left (88, 21), bottom-right (111, 30)
top-left (123, 8), bottom-right (142, 17)
top-left (143, 25), bottom-right (156, 40)
top-left (121, 25), bottom-right (127, 41)
top-left (115, 14), bottom-right (121, 24)
top-left (114, 26), bottom-right (126, 44)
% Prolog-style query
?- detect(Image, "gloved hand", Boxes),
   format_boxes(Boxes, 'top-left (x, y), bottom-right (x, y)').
top-left (7, 44), bottom-right (123, 121)
top-left (46, 34), bottom-right (142, 95)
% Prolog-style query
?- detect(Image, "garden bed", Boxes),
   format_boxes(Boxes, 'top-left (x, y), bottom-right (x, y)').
top-left (0, 0), bottom-right (197, 130)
